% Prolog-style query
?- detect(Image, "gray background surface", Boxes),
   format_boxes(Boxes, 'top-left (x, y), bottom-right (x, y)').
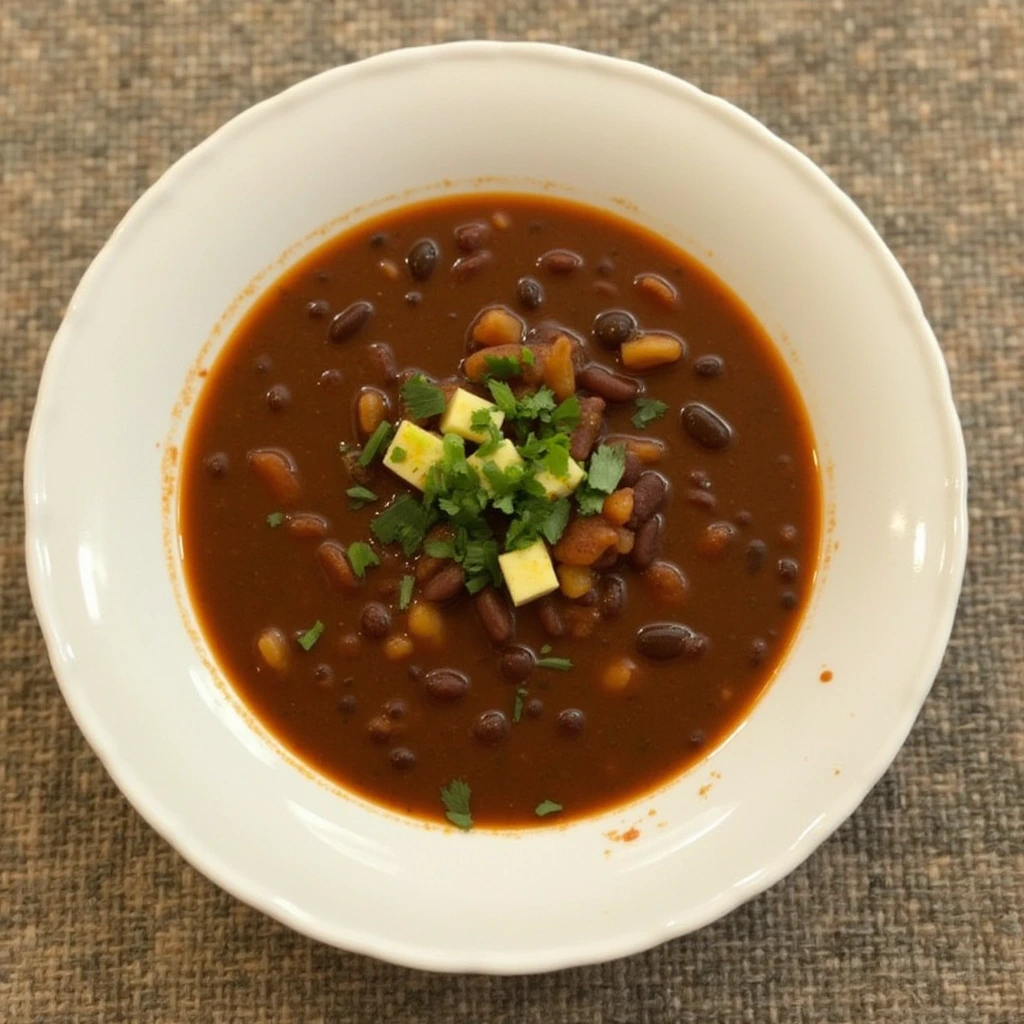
top-left (2, 1), bottom-right (1021, 1020)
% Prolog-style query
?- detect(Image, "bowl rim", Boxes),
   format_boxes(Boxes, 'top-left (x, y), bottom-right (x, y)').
top-left (24, 40), bottom-right (968, 973)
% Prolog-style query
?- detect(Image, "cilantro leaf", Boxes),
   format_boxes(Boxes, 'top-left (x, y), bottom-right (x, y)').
top-left (541, 498), bottom-right (571, 545)
top-left (586, 443), bottom-right (626, 493)
top-left (575, 487), bottom-right (606, 517)
top-left (517, 387), bottom-right (556, 421)
top-left (346, 541), bottom-right (380, 578)
top-left (535, 800), bottom-right (563, 817)
top-left (398, 574), bottom-right (415, 611)
top-left (297, 620), bottom-right (324, 651)
top-left (424, 538), bottom-right (456, 558)
top-left (358, 420), bottom-right (394, 467)
top-left (483, 353), bottom-right (524, 379)
top-left (536, 656), bottom-right (573, 671)
top-left (486, 379), bottom-right (518, 417)
top-left (346, 485), bottom-right (378, 509)
top-left (632, 397), bottom-right (668, 430)
top-left (513, 687), bottom-right (528, 724)
top-left (389, 446), bottom-right (407, 463)
top-left (401, 374), bottom-right (447, 420)
top-left (551, 394), bottom-right (581, 433)
top-left (266, 511), bottom-right (285, 528)
top-left (440, 778), bottom-right (473, 830)
top-left (371, 495), bottom-right (433, 556)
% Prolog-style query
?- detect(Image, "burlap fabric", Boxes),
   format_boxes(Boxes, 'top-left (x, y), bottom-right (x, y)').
top-left (2, 2), bottom-right (1021, 1020)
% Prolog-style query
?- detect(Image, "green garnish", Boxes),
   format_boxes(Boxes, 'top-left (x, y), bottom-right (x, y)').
top-left (483, 353), bottom-right (525, 379)
top-left (535, 800), bottom-right (563, 818)
top-left (632, 397), bottom-right (668, 430)
top-left (440, 778), bottom-right (473, 830)
top-left (486, 379), bottom-right (518, 417)
top-left (358, 420), bottom-right (394, 467)
top-left (540, 644), bottom-right (552, 655)
top-left (346, 541), bottom-right (380, 578)
top-left (536, 656), bottom-right (573, 671)
top-left (398, 574), bottom-right (415, 611)
top-left (551, 394), bottom-right (581, 433)
top-left (345, 485), bottom-right (378, 509)
top-left (575, 488), bottom-right (607, 517)
top-left (389, 446), bottom-right (407, 463)
top-left (513, 687), bottom-right (528, 724)
top-left (586, 443), bottom-right (627, 493)
top-left (266, 511), bottom-right (285, 528)
top-left (297, 620), bottom-right (324, 651)
top-left (401, 374), bottom-right (447, 420)
top-left (371, 495), bottom-right (434, 556)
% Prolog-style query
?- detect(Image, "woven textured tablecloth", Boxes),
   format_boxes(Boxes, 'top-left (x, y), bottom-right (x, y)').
top-left (3, 2), bottom-right (1022, 1020)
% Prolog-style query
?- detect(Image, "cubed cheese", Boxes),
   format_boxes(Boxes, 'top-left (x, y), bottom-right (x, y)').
top-left (383, 421), bottom-right (444, 491)
top-left (498, 540), bottom-right (560, 606)
top-left (467, 439), bottom-right (524, 493)
top-left (534, 457), bottom-right (586, 500)
top-left (439, 388), bottom-right (505, 443)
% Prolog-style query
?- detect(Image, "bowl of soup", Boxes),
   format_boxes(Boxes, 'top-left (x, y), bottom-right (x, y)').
top-left (25, 42), bottom-right (967, 972)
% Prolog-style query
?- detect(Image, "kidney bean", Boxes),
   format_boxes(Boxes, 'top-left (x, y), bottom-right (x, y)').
top-left (777, 557), bottom-right (800, 581)
top-left (591, 547), bottom-right (620, 572)
top-left (421, 563), bottom-right (466, 603)
top-left (525, 698), bottom-right (544, 719)
top-left (360, 602), bottom-right (391, 639)
top-left (599, 575), bottom-right (627, 618)
top-left (681, 403), bottom-right (733, 450)
top-left (569, 396), bottom-right (606, 461)
top-left (451, 250), bottom-right (493, 282)
top-left (473, 710), bottom-right (510, 745)
top-left (475, 587), bottom-right (514, 645)
top-left (536, 596), bottom-right (565, 638)
top-left (630, 514), bottom-right (663, 570)
top-left (516, 276), bottom-right (544, 310)
top-left (328, 300), bottom-right (374, 342)
top-left (500, 645), bottom-right (535, 683)
top-left (365, 342), bottom-right (398, 384)
top-left (286, 513), bottom-right (330, 539)
top-left (686, 488), bottom-right (718, 511)
top-left (635, 622), bottom-right (708, 661)
top-left (406, 238), bottom-right (439, 281)
top-left (592, 309), bottom-right (637, 349)
top-left (621, 449), bottom-right (643, 487)
top-left (694, 354), bottom-right (725, 378)
top-left (556, 708), bottom-right (586, 736)
top-left (247, 447), bottom-right (301, 505)
top-left (576, 364), bottom-right (641, 403)
top-left (454, 221), bottom-right (490, 252)
top-left (630, 471), bottom-right (669, 524)
top-left (538, 249), bottom-right (583, 274)
top-left (424, 668), bottom-right (470, 702)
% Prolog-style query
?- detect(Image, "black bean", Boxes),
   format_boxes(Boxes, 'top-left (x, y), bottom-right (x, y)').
top-left (777, 558), bottom-right (800, 581)
top-left (525, 698), bottom-right (544, 719)
top-left (734, 509), bottom-right (753, 526)
top-left (599, 576), bottom-right (626, 618)
top-left (592, 309), bottom-right (637, 349)
top-left (369, 232), bottom-right (388, 248)
top-left (329, 300), bottom-right (374, 343)
top-left (313, 663), bottom-right (333, 686)
top-left (421, 563), bottom-right (466, 603)
top-left (473, 710), bottom-right (510, 745)
top-left (681, 403), bottom-right (733, 450)
top-left (539, 249), bottom-right (583, 274)
top-left (319, 368), bottom-right (343, 388)
top-left (779, 524), bottom-right (798, 546)
top-left (635, 622), bottom-right (708, 661)
top-left (451, 250), bottom-right (493, 282)
top-left (365, 341), bottom-right (398, 384)
top-left (557, 708), bottom-right (586, 737)
top-left (424, 668), bottom-right (470, 702)
top-left (366, 715), bottom-right (391, 743)
top-left (337, 694), bottom-right (357, 715)
top-left (407, 664), bottom-right (424, 681)
top-left (389, 747), bottom-right (416, 771)
top-left (780, 590), bottom-right (799, 610)
top-left (454, 221), bottom-right (490, 252)
top-left (359, 602), bottom-right (391, 639)
top-left (500, 645), bottom-right (535, 683)
top-left (383, 698), bottom-right (408, 721)
top-left (266, 384), bottom-right (290, 412)
top-left (203, 452), bottom-right (230, 478)
top-left (406, 238), bottom-right (439, 281)
top-left (597, 256), bottom-right (615, 276)
top-left (694, 355), bottom-right (725, 378)
top-left (516, 276), bottom-right (545, 310)
top-left (750, 638), bottom-right (768, 666)
top-left (630, 471), bottom-right (669, 524)
top-left (688, 728), bottom-right (705, 747)
top-left (254, 354), bottom-right (273, 374)
top-left (746, 539), bottom-right (767, 574)
top-left (576, 363), bottom-right (641, 403)
top-left (475, 587), bottom-right (514, 645)
top-left (630, 514), bottom-right (663, 570)
top-left (306, 299), bottom-right (330, 319)
top-left (404, 291), bottom-right (422, 306)
top-left (686, 488), bottom-right (717, 511)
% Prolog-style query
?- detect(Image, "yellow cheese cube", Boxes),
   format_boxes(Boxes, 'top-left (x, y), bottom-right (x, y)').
top-left (439, 388), bottom-right (505, 443)
top-left (498, 540), bottom-right (559, 606)
top-left (534, 457), bottom-right (586, 500)
top-left (383, 421), bottom-right (444, 491)
top-left (467, 439), bottom-right (524, 493)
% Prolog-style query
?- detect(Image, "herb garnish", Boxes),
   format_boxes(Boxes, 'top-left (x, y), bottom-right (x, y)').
top-left (440, 778), bottom-right (473, 830)
top-left (266, 511), bottom-right (285, 528)
top-left (346, 485), bottom-right (378, 509)
top-left (512, 687), bottom-right (528, 723)
top-left (536, 656), bottom-right (573, 671)
top-left (575, 443), bottom-right (626, 516)
top-left (371, 494), bottom-right (434, 555)
top-left (632, 397), bottom-right (668, 430)
top-left (535, 800), bottom-right (563, 817)
top-left (389, 446), bottom-right (407, 463)
top-left (346, 541), bottom-right (380, 578)
top-left (297, 620), bottom-right (324, 651)
top-left (358, 420), bottom-right (394, 467)
top-left (398, 574), bottom-right (415, 611)
top-left (401, 374), bottom-right (447, 420)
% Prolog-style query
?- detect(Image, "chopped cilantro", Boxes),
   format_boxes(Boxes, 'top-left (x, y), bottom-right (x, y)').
top-left (551, 394), bottom-right (581, 433)
top-left (520, 347), bottom-right (535, 367)
top-left (505, 494), bottom-right (570, 551)
top-left (586, 443), bottom-right (626, 493)
top-left (371, 495), bottom-right (434, 556)
top-left (346, 541), bottom-right (380, 578)
top-left (398, 574), bottom-right (415, 611)
top-left (400, 374), bottom-right (447, 420)
top-left (389, 446), bottom-right (407, 463)
top-left (440, 778), bottom-right (473, 830)
top-left (358, 420), bottom-right (394, 467)
top-left (517, 387), bottom-right (556, 423)
top-left (535, 800), bottom-right (563, 817)
top-left (474, 420), bottom-right (504, 459)
top-left (540, 644), bottom-right (552, 655)
top-left (632, 397), bottom-right (669, 430)
top-left (486, 379), bottom-right (518, 417)
top-left (513, 687), bottom-right (528, 723)
top-left (424, 538), bottom-right (456, 558)
top-left (575, 487), bottom-right (607, 517)
top-left (483, 353), bottom-right (525, 379)
top-left (536, 656), bottom-right (573, 671)
top-left (345, 485), bottom-right (378, 509)
top-left (470, 408), bottom-right (494, 432)
top-left (266, 511), bottom-right (285, 528)
top-left (297, 620), bottom-right (324, 651)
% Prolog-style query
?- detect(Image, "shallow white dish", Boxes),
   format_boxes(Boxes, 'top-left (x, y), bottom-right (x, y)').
top-left (25, 42), bottom-right (967, 973)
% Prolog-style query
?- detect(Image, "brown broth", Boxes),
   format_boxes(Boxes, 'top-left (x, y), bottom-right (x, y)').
top-left (179, 194), bottom-right (820, 828)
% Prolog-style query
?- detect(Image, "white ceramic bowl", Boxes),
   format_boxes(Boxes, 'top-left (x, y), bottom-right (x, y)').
top-left (25, 42), bottom-right (967, 973)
